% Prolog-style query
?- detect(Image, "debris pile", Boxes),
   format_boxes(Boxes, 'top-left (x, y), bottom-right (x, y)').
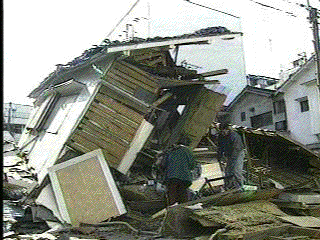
top-left (4, 26), bottom-right (320, 240)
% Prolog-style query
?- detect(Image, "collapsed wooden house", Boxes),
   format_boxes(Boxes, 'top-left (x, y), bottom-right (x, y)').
top-left (18, 28), bottom-right (241, 193)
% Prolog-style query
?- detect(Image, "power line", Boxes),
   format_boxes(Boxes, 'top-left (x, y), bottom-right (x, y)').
top-left (183, 0), bottom-right (240, 19)
top-left (105, 0), bottom-right (141, 39)
top-left (278, 0), bottom-right (308, 8)
top-left (248, 0), bottom-right (298, 17)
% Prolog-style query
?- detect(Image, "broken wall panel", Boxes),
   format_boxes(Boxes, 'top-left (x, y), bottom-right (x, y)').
top-left (67, 83), bottom-right (154, 172)
top-left (48, 149), bottom-right (126, 226)
top-left (102, 60), bottom-right (160, 101)
top-left (183, 88), bottom-right (226, 148)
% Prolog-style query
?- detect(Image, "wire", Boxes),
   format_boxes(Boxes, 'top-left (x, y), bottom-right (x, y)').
top-left (248, 0), bottom-right (298, 17)
top-left (105, 0), bottom-right (141, 38)
top-left (278, 0), bottom-right (308, 8)
top-left (183, 0), bottom-right (240, 19)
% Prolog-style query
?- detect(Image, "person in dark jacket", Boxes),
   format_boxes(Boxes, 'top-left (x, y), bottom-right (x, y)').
top-left (158, 137), bottom-right (196, 205)
top-left (217, 123), bottom-right (245, 190)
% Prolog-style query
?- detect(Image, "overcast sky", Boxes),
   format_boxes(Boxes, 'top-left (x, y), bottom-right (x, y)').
top-left (4, 0), bottom-right (318, 105)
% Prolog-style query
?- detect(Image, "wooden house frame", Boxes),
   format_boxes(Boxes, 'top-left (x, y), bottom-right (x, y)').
top-left (18, 29), bottom-right (240, 187)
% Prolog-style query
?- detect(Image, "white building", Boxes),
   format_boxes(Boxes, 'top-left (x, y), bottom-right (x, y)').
top-left (276, 55), bottom-right (320, 150)
top-left (3, 102), bottom-right (33, 142)
top-left (225, 85), bottom-right (286, 131)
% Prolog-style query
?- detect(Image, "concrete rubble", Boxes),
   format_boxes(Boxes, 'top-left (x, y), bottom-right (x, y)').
top-left (3, 26), bottom-right (320, 240)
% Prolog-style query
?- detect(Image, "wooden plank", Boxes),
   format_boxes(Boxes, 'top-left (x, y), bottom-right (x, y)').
top-left (71, 133), bottom-right (122, 166)
top-left (200, 69), bottom-right (228, 77)
top-left (98, 84), bottom-right (149, 115)
top-left (110, 64), bottom-right (159, 93)
top-left (182, 88), bottom-right (226, 148)
top-left (108, 67), bottom-right (158, 94)
top-left (67, 141), bottom-right (90, 153)
top-left (151, 92), bottom-right (173, 107)
top-left (80, 118), bottom-right (130, 147)
top-left (89, 101), bottom-right (139, 130)
top-left (95, 93), bottom-right (144, 124)
top-left (115, 60), bottom-right (159, 89)
top-left (67, 141), bottom-right (119, 168)
top-left (146, 56), bottom-right (165, 67)
top-left (103, 72), bottom-right (136, 94)
top-left (133, 52), bottom-right (163, 62)
top-left (87, 107), bottom-right (137, 135)
top-left (91, 101), bottom-right (140, 129)
top-left (78, 120), bottom-right (129, 152)
top-left (85, 110), bottom-right (136, 141)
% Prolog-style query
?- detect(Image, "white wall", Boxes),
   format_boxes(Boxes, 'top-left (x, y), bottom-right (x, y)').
top-left (229, 93), bottom-right (275, 130)
top-left (18, 66), bottom-right (103, 183)
top-left (283, 61), bottom-right (320, 146)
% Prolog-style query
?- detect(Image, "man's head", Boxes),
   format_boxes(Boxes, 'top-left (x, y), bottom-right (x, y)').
top-left (219, 122), bottom-right (231, 136)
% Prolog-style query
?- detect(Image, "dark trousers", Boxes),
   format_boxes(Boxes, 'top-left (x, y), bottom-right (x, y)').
top-left (166, 178), bottom-right (189, 205)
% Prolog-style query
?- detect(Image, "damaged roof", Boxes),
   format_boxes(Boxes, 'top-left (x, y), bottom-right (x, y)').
top-left (29, 26), bottom-right (242, 98)
top-left (211, 122), bottom-right (320, 168)
top-left (226, 85), bottom-right (276, 111)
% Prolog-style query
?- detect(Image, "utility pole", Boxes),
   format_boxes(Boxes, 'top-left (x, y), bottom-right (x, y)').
top-left (7, 102), bottom-right (15, 140)
top-left (307, 1), bottom-right (320, 93)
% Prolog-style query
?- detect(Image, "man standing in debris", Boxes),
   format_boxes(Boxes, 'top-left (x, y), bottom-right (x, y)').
top-left (157, 137), bottom-right (196, 205)
top-left (216, 122), bottom-right (245, 191)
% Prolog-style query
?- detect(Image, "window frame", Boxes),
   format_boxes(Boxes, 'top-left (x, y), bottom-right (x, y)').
top-left (240, 112), bottom-right (246, 122)
top-left (250, 111), bottom-right (273, 128)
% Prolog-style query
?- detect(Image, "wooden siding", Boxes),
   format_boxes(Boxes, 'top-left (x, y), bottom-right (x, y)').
top-left (67, 84), bottom-right (149, 169)
top-left (182, 88), bottom-right (226, 148)
top-left (102, 60), bottom-right (160, 98)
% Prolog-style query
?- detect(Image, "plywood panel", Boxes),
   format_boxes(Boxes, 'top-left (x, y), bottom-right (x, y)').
top-left (48, 149), bottom-right (126, 226)
top-left (183, 88), bottom-right (226, 148)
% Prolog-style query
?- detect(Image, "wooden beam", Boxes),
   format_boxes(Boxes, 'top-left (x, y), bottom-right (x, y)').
top-left (200, 69), bottom-right (228, 77)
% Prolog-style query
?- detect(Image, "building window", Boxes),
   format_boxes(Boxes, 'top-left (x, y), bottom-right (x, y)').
top-left (273, 99), bottom-right (286, 114)
top-left (300, 99), bottom-right (309, 112)
top-left (249, 107), bottom-right (255, 113)
top-left (275, 120), bottom-right (287, 131)
top-left (250, 111), bottom-right (273, 128)
top-left (295, 96), bottom-right (309, 113)
top-left (241, 112), bottom-right (246, 121)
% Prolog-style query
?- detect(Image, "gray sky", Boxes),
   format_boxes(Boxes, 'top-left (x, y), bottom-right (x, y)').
top-left (4, 0), bottom-right (318, 105)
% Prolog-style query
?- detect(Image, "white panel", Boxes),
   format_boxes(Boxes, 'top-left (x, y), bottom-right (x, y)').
top-left (48, 149), bottom-right (126, 226)
top-left (46, 95), bottom-right (77, 134)
top-left (117, 119), bottom-right (154, 174)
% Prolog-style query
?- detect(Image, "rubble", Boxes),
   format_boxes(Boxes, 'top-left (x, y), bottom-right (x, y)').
top-left (4, 25), bottom-right (320, 240)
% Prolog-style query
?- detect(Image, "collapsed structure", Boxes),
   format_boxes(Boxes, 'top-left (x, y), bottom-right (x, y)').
top-left (16, 27), bottom-right (236, 223)
top-left (5, 26), bottom-right (320, 239)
